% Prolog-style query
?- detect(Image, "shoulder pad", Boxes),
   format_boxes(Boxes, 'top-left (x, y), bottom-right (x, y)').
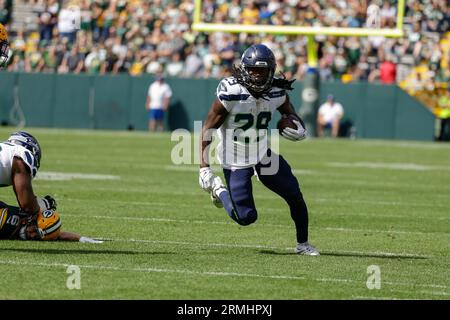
top-left (13, 145), bottom-right (38, 178)
top-left (216, 77), bottom-right (250, 103)
top-left (266, 86), bottom-right (286, 99)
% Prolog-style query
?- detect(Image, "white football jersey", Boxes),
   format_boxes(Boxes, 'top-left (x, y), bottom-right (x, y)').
top-left (216, 77), bottom-right (286, 169)
top-left (0, 142), bottom-right (38, 187)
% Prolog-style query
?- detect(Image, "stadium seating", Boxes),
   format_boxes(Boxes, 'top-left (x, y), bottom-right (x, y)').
top-left (0, 0), bottom-right (448, 91)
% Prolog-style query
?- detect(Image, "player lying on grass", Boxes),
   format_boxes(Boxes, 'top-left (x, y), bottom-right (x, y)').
top-left (199, 44), bottom-right (319, 255)
top-left (0, 131), bottom-right (101, 243)
top-left (0, 201), bottom-right (102, 243)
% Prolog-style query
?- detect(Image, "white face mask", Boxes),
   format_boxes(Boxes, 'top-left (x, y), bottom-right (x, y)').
top-left (18, 225), bottom-right (44, 240)
top-left (19, 226), bottom-right (28, 240)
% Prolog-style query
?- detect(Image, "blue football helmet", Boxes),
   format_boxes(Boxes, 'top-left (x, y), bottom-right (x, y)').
top-left (7, 131), bottom-right (42, 169)
top-left (234, 44), bottom-right (277, 94)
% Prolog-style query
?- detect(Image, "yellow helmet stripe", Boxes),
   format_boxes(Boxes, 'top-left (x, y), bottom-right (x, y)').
top-left (43, 218), bottom-right (61, 236)
top-left (0, 208), bottom-right (7, 229)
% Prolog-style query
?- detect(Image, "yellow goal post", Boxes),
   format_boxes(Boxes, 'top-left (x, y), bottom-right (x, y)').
top-left (192, 0), bottom-right (405, 67)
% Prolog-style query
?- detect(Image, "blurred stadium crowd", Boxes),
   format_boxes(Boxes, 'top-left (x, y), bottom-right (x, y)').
top-left (0, 0), bottom-right (448, 87)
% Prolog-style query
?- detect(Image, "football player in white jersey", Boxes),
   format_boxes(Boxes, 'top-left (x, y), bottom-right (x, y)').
top-left (198, 44), bottom-right (319, 255)
top-left (0, 131), bottom-right (58, 239)
top-left (0, 132), bottom-right (102, 243)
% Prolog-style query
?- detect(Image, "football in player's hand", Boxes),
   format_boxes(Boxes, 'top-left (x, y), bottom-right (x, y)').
top-left (277, 114), bottom-right (298, 134)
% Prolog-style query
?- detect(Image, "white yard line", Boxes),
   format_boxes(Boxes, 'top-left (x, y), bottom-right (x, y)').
top-left (327, 162), bottom-right (450, 171)
top-left (36, 171), bottom-right (121, 181)
top-left (352, 296), bottom-right (403, 300)
top-left (66, 198), bottom-right (450, 221)
top-left (164, 165), bottom-right (220, 172)
top-left (62, 213), bottom-right (450, 236)
top-left (108, 238), bottom-right (434, 260)
top-left (322, 227), bottom-right (448, 236)
top-left (354, 140), bottom-right (450, 150)
top-left (64, 213), bottom-right (235, 226)
top-left (0, 259), bottom-right (446, 294)
top-left (0, 259), bottom-right (309, 282)
top-left (163, 165), bottom-right (316, 175)
top-left (386, 288), bottom-right (450, 297)
top-left (112, 238), bottom-right (281, 250)
top-left (56, 184), bottom-right (450, 210)
top-left (312, 197), bottom-right (450, 211)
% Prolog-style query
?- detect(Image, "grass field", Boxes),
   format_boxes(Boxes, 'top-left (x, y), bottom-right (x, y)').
top-left (0, 127), bottom-right (449, 300)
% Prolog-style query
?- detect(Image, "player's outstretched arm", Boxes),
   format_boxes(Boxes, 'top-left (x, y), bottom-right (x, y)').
top-left (58, 231), bottom-right (103, 243)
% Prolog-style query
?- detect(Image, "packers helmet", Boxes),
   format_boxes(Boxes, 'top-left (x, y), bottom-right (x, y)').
top-left (37, 209), bottom-right (62, 240)
top-left (0, 23), bottom-right (9, 67)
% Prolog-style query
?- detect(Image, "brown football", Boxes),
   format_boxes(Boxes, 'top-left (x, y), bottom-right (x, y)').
top-left (277, 114), bottom-right (298, 134)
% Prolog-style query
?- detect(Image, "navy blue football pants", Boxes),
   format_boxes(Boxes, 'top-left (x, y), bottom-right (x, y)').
top-left (218, 149), bottom-right (309, 243)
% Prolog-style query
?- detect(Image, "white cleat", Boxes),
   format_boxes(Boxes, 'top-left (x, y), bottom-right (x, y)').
top-left (210, 176), bottom-right (227, 208)
top-left (295, 242), bottom-right (320, 256)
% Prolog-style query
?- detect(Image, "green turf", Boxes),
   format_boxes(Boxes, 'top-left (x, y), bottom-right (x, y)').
top-left (0, 127), bottom-right (449, 300)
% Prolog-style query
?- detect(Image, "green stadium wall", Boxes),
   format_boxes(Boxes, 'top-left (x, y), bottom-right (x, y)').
top-left (0, 72), bottom-right (436, 141)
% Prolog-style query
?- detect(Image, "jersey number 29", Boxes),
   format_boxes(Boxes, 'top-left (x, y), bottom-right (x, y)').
top-left (234, 112), bottom-right (271, 143)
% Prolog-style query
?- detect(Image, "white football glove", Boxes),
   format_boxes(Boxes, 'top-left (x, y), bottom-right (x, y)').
top-left (282, 120), bottom-right (308, 141)
top-left (199, 167), bottom-right (215, 192)
top-left (79, 236), bottom-right (104, 244)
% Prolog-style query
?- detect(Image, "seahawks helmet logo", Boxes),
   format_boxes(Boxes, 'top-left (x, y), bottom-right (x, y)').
top-left (42, 210), bottom-right (54, 218)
